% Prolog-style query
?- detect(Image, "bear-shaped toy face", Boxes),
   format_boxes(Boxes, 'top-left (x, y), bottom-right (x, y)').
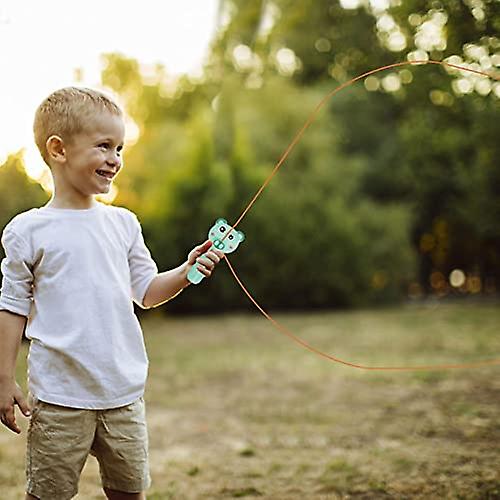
top-left (208, 218), bottom-right (245, 254)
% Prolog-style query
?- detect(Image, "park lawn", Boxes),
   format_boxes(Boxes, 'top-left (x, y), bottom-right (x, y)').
top-left (1, 302), bottom-right (499, 499)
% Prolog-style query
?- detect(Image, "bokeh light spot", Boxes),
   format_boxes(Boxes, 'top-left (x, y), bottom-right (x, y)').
top-left (449, 269), bottom-right (466, 288)
top-left (381, 73), bottom-right (401, 92)
top-left (364, 75), bottom-right (380, 91)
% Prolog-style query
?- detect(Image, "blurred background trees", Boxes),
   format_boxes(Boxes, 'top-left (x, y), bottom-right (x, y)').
top-left (1, 0), bottom-right (498, 312)
top-left (0, 152), bottom-right (47, 236)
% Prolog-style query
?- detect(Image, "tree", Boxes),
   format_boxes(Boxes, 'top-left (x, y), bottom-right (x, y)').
top-left (0, 152), bottom-right (49, 266)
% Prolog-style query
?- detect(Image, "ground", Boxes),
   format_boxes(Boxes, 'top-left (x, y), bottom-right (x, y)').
top-left (1, 302), bottom-right (499, 499)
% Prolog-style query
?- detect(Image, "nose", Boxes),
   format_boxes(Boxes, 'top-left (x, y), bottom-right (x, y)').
top-left (106, 151), bottom-right (122, 169)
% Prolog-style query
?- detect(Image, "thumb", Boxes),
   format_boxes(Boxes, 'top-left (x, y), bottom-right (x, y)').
top-left (14, 388), bottom-right (31, 417)
top-left (188, 240), bottom-right (213, 265)
top-left (196, 240), bottom-right (213, 255)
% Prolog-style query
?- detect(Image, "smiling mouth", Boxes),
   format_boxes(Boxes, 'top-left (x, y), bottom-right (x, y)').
top-left (95, 169), bottom-right (115, 180)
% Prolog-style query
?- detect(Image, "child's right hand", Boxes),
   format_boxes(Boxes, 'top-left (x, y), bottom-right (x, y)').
top-left (0, 379), bottom-right (31, 434)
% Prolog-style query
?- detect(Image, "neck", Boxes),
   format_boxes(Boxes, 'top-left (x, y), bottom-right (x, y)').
top-left (45, 195), bottom-right (97, 210)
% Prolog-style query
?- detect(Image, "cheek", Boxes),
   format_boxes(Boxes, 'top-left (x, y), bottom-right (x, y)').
top-left (91, 150), bottom-right (105, 163)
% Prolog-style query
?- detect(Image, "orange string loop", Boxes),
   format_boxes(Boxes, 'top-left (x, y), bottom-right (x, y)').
top-left (222, 60), bottom-right (500, 371)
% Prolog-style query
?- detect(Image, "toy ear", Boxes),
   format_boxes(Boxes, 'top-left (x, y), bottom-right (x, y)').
top-left (238, 231), bottom-right (245, 242)
top-left (216, 218), bottom-right (227, 225)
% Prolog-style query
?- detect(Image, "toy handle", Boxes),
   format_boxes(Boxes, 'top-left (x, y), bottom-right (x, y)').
top-left (187, 251), bottom-right (209, 284)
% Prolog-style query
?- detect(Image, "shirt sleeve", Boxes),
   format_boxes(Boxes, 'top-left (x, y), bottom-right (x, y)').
top-left (128, 214), bottom-right (158, 307)
top-left (0, 227), bottom-right (34, 317)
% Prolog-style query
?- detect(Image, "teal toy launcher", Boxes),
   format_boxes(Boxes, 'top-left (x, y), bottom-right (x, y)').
top-left (187, 218), bottom-right (245, 284)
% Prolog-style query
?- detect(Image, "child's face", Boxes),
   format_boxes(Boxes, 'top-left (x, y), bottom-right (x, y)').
top-left (58, 110), bottom-right (125, 197)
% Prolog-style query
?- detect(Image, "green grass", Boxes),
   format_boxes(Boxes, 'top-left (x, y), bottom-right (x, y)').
top-left (2, 302), bottom-right (500, 498)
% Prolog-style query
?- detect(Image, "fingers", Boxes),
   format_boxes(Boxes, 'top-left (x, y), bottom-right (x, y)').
top-left (205, 249), bottom-right (224, 262)
top-left (195, 258), bottom-right (215, 276)
top-left (195, 250), bottom-right (224, 277)
top-left (187, 240), bottom-right (224, 277)
top-left (14, 386), bottom-right (31, 417)
top-left (213, 249), bottom-right (225, 260)
top-left (0, 404), bottom-right (21, 434)
top-left (0, 385), bottom-right (31, 433)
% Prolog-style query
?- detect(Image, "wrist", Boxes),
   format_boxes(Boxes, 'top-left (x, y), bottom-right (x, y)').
top-left (180, 261), bottom-right (191, 288)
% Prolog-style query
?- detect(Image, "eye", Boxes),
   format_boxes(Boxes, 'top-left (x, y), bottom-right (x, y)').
top-left (98, 143), bottom-right (110, 150)
top-left (219, 226), bottom-right (226, 233)
top-left (228, 234), bottom-right (234, 240)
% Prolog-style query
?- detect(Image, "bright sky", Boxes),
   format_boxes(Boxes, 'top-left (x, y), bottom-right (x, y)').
top-left (0, 0), bottom-right (219, 180)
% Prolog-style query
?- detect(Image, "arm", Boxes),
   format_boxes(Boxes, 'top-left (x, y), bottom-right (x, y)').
top-left (142, 240), bottom-right (223, 309)
top-left (0, 310), bottom-right (31, 434)
top-left (142, 262), bottom-right (190, 309)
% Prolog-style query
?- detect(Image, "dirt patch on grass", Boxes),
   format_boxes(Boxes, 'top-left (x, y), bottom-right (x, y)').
top-left (139, 373), bottom-right (500, 499)
top-left (2, 305), bottom-right (500, 498)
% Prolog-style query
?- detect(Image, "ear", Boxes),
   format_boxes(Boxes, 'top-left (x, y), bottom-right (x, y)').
top-left (46, 135), bottom-right (66, 163)
top-left (216, 218), bottom-right (227, 225)
top-left (238, 231), bottom-right (245, 242)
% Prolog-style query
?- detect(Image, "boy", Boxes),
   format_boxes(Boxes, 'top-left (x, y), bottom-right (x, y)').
top-left (0, 87), bottom-right (224, 499)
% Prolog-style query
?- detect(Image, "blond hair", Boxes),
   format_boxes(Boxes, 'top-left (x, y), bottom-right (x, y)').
top-left (33, 87), bottom-right (123, 166)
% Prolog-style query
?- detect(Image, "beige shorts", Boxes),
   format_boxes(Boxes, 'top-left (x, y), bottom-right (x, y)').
top-left (26, 396), bottom-right (150, 500)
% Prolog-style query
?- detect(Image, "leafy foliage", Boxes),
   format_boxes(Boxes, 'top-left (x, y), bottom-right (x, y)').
top-left (1, 0), bottom-right (498, 310)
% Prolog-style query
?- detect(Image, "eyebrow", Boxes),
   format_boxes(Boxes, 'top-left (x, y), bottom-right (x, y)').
top-left (96, 137), bottom-right (124, 146)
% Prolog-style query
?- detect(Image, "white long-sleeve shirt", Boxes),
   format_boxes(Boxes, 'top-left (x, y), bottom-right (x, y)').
top-left (0, 202), bottom-right (158, 409)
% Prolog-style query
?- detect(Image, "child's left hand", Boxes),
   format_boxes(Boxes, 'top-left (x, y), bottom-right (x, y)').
top-left (187, 240), bottom-right (224, 279)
